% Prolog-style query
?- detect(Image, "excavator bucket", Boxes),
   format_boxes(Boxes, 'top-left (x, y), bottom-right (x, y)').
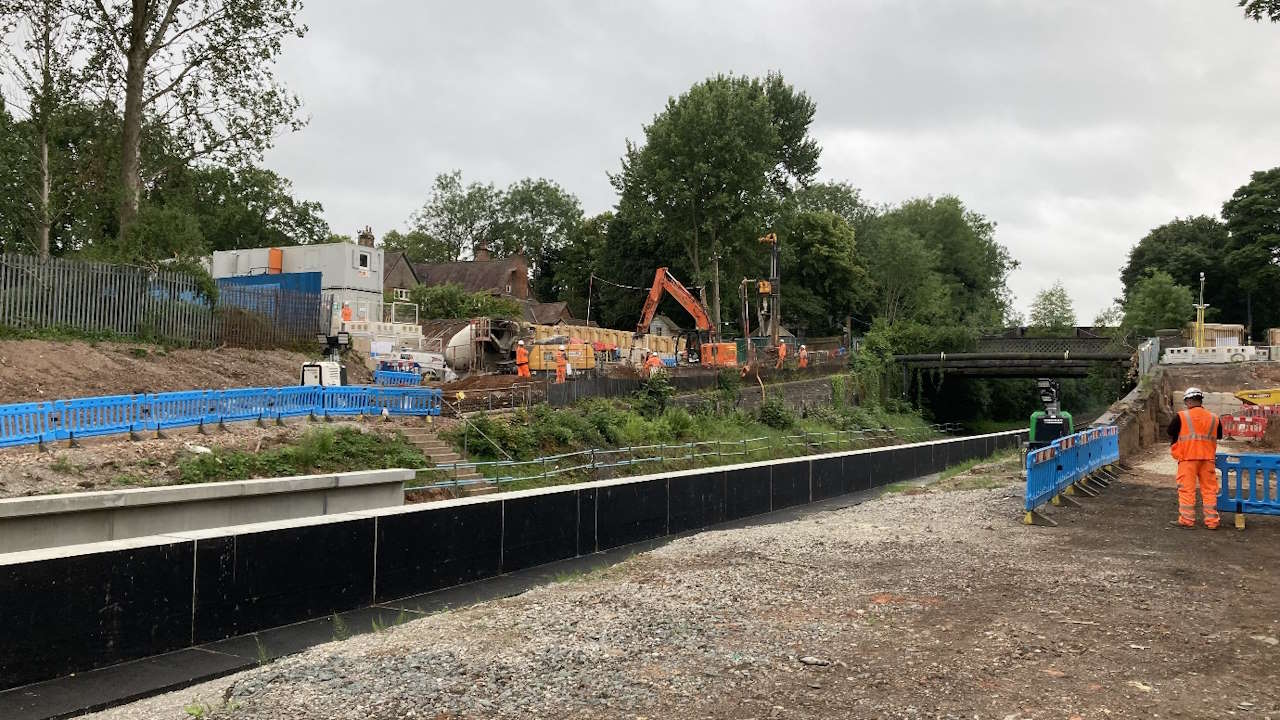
top-left (1235, 388), bottom-right (1280, 406)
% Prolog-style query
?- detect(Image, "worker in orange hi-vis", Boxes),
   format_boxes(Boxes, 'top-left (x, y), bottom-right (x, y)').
top-left (554, 345), bottom-right (568, 384)
top-left (797, 344), bottom-right (809, 369)
top-left (644, 351), bottom-right (663, 378)
top-left (340, 303), bottom-right (352, 323)
top-left (1168, 387), bottom-right (1223, 529)
top-left (775, 341), bottom-right (787, 369)
top-left (515, 340), bottom-right (530, 378)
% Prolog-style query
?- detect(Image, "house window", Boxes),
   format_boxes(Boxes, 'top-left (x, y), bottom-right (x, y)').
top-left (394, 288), bottom-right (410, 301)
top-left (505, 284), bottom-right (512, 294)
top-left (358, 252), bottom-right (370, 270)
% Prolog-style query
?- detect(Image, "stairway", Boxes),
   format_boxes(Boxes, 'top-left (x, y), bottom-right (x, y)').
top-left (396, 426), bottom-right (493, 492)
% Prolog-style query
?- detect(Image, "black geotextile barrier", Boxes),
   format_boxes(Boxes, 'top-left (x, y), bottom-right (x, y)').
top-left (0, 430), bottom-right (1027, 692)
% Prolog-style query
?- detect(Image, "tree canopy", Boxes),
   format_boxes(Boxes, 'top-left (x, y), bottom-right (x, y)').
top-left (1223, 167), bottom-right (1280, 335)
top-left (1122, 270), bottom-right (1194, 338)
top-left (1029, 281), bottom-right (1076, 332)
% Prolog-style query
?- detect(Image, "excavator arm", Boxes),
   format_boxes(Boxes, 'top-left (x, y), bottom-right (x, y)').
top-left (635, 267), bottom-right (715, 336)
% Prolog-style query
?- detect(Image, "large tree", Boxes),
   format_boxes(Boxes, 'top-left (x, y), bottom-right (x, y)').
top-left (775, 210), bottom-right (866, 335)
top-left (1029, 281), bottom-right (1076, 332)
top-left (77, 0), bottom-right (307, 240)
top-left (408, 170), bottom-right (505, 262)
top-left (1122, 270), bottom-right (1194, 338)
top-left (1119, 216), bottom-right (1234, 322)
top-left (1223, 167), bottom-right (1280, 337)
top-left (611, 72), bottom-right (820, 330)
top-left (0, 0), bottom-right (82, 257)
top-left (860, 224), bottom-right (945, 327)
top-left (381, 228), bottom-right (452, 265)
top-left (501, 177), bottom-right (584, 298)
top-left (874, 196), bottom-right (1015, 329)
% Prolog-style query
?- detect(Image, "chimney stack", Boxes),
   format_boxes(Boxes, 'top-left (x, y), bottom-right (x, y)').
top-left (473, 239), bottom-right (491, 262)
top-left (357, 226), bottom-right (375, 247)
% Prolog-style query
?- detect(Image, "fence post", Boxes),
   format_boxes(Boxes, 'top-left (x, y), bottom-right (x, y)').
top-left (590, 448), bottom-right (597, 481)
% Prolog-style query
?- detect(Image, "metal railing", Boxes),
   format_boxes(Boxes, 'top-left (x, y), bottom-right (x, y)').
top-left (407, 423), bottom-right (962, 492)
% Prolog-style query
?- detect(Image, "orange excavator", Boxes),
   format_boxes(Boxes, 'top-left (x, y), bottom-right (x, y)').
top-left (635, 267), bottom-right (738, 368)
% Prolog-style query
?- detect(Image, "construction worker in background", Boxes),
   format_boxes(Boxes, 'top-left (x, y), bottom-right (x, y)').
top-left (554, 345), bottom-right (568, 384)
top-left (644, 351), bottom-right (663, 378)
top-left (797, 344), bottom-right (809, 369)
top-left (515, 340), bottom-right (530, 378)
top-left (340, 303), bottom-right (352, 323)
top-left (775, 341), bottom-right (787, 370)
top-left (1168, 387), bottom-right (1223, 529)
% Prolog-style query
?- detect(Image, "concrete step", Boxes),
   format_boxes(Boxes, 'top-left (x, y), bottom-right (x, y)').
top-left (413, 442), bottom-right (453, 452)
top-left (463, 485), bottom-right (500, 496)
top-left (429, 453), bottom-right (464, 464)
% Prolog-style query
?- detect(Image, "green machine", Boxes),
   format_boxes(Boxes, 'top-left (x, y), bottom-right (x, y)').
top-left (1029, 378), bottom-right (1073, 450)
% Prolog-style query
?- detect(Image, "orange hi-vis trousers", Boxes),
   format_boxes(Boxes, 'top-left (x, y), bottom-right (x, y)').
top-left (1176, 459), bottom-right (1219, 528)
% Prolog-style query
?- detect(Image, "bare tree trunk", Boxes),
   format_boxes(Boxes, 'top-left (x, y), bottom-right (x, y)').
top-left (38, 127), bottom-right (50, 258)
top-left (118, 29), bottom-right (149, 241)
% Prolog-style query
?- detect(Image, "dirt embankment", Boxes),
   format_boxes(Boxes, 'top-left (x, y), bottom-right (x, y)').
top-left (0, 340), bottom-right (377, 403)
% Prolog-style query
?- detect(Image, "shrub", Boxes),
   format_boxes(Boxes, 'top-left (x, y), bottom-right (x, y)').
top-left (758, 399), bottom-right (795, 429)
top-left (633, 373), bottom-right (674, 418)
top-left (176, 427), bottom-right (427, 484)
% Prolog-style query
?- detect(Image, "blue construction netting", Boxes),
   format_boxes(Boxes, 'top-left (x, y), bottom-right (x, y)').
top-left (0, 385), bottom-right (442, 448)
top-left (1024, 425), bottom-right (1120, 514)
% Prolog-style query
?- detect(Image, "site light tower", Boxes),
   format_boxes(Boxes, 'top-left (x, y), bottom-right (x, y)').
top-left (1194, 272), bottom-right (1208, 349)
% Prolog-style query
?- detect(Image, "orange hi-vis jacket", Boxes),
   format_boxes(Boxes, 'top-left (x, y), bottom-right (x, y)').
top-left (515, 346), bottom-right (529, 365)
top-left (555, 352), bottom-right (567, 370)
top-left (1171, 406), bottom-right (1219, 462)
top-left (777, 343), bottom-right (787, 359)
top-left (645, 354), bottom-right (662, 369)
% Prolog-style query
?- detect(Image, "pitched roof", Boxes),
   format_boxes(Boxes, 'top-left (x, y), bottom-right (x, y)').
top-left (523, 301), bottom-right (571, 325)
top-left (412, 256), bottom-right (526, 295)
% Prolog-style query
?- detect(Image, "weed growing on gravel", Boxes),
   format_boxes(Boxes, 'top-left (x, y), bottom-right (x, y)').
top-left (332, 614), bottom-right (350, 641)
top-left (176, 427), bottom-right (428, 484)
top-left (254, 636), bottom-right (269, 665)
top-left (49, 456), bottom-right (80, 475)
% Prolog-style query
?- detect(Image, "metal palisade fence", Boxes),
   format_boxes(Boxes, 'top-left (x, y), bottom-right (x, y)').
top-left (0, 254), bottom-right (326, 348)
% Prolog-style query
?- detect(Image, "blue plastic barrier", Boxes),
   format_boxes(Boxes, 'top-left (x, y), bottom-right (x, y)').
top-left (150, 390), bottom-right (212, 431)
top-left (373, 370), bottom-right (420, 387)
top-left (275, 386), bottom-right (324, 419)
top-left (367, 387), bottom-right (441, 417)
top-left (1216, 453), bottom-right (1280, 529)
top-left (0, 385), bottom-right (443, 449)
top-left (322, 387), bottom-right (371, 417)
top-left (1024, 425), bottom-right (1120, 523)
top-left (0, 402), bottom-right (54, 448)
top-left (57, 395), bottom-right (147, 440)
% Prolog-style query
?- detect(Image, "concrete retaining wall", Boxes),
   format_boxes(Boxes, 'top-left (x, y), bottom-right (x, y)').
top-left (0, 431), bottom-right (1025, 692)
top-left (0, 469), bottom-right (412, 554)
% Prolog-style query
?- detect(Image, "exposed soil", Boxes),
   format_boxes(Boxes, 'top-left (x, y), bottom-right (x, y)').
top-left (0, 339), bottom-right (380, 403)
top-left (84, 444), bottom-right (1280, 720)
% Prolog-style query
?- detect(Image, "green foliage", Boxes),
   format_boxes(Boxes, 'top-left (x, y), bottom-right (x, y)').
top-left (1241, 0), bottom-right (1280, 21)
top-left (1120, 216), bottom-right (1231, 323)
top-left (382, 228), bottom-right (453, 265)
top-left (409, 170), bottom-right (505, 262)
top-left (176, 428), bottom-right (427, 484)
top-left (1122, 270), bottom-right (1194, 337)
top-left (632, 373), bottom-right (675, 418)
top-left (1029, 281), bottom-right (1076, 332)
top-left (610, 71), bottom-right (819, 326)
top-left (757, 399), bottom-right (795, 429)
top-left (1224, 167), bottom-right (1280, 336)
top-left (776, 211), bottom-right (868, 334)
top-left (406, 282), bottom-right (522, 320)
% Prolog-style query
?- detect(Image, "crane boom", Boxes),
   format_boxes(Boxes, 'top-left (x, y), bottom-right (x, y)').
top-left (635, 267), bottom-right (715, 336)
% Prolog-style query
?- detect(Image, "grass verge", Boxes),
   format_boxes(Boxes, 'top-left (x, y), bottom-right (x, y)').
top-left (176, 427), bottom-right (428, 484)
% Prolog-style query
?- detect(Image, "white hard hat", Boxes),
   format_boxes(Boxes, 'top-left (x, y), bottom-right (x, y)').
top-left (1183, 387), bottom-right (1205, 400)
top-left (559, 345), bottom-right (566, 351)
top-left (518, 340), bottom-right (524, 345)
top-left (801, 344), bottom-right (806, 349)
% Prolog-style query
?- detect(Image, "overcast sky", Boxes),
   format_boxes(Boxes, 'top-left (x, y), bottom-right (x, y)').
top-left (262, 1), bottom-right (1280, 323)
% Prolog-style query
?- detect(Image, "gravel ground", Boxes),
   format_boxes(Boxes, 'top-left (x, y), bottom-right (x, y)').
top-left (83, 447), bottom-right (1280, 720)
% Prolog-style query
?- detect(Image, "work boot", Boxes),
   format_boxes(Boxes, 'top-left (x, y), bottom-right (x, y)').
top-left (1169, 520), bottom-right (1194, 529)
top-left (1204, 523), bottom-right (1219, 531)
